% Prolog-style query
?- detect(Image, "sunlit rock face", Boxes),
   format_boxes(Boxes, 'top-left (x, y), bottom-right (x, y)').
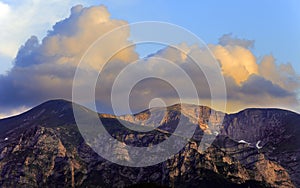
top-left (0, 100), bottom-right (298, 187)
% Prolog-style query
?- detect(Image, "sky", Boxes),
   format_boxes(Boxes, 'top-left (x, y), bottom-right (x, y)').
top-left (0, 0), bottom-right (299, 118)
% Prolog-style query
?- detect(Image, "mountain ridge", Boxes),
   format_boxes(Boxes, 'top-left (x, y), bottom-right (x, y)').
top-left (0, 99), bottom-right (299, 187)
top-left (1, 99), bottom-right (299, 122)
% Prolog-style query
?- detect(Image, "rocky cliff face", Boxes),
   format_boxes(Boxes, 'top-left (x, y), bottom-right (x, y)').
top-left (0, 100), bottom-right (298, 187)
top-left (221, 109), bottom-right (300, 187)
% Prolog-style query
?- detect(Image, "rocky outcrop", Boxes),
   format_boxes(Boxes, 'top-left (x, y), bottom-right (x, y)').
top-left (0, 123), bottom-right (294, 187)
top-left (221, 109), bottom-right (300, 187)
top-left (0, 100), bottom-right (298, 187)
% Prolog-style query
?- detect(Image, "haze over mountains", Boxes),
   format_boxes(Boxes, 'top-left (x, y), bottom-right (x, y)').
top-left (0, 99), bottom-right (299, 187)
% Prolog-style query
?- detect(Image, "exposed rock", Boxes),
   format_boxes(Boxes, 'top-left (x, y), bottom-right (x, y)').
top-left (0, 100), bottom-right (298, 187)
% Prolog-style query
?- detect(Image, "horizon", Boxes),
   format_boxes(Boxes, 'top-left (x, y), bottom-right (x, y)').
top-left (1, 98), bottom-right (299, 121)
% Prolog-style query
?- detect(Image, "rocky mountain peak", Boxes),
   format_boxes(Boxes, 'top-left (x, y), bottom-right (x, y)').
top-left (0, 99), bottom-right (299, 187)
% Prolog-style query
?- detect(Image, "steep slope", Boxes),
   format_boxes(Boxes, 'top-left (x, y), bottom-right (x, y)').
top-left (119, 103), bottom-right (224, 134)
top-left (0, 99), bottom-right (76, 135)
top-left (221, 109), bottom-right (300, 187)
top-left (0, 100), bottom-right (298, 187)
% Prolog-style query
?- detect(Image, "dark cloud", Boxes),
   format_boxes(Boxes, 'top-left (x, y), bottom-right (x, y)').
top-left (240, 75), bottom-right (293, 98)
top-left (14, 36), bottom-right (40, 67)
top-left (219, 33), bottom-right (254, 49)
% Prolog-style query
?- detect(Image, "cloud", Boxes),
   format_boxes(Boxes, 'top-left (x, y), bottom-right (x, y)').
top-left (137, 42), bottom-right (300, 113)
top-left (209, 44), bottom-right (258, 84)
top-left (219, 33), bottom-right (254, 49)
top-left (0, 5), bottom-right (299, 117)
top-left (0, 0), bottom-right (95, 73)
top-left (0, 106), bottom-right (29, 119)
top-left (0, 5), bottom-right (138, 114)
top-left (0, 1), bottom-right (10, 20)
top-left (14, 36), bottom-right (40, 67)
top-left (258, 55), bottom-right (300, 92)
top-left (240, 75), bottom-right (293, 98)
top-left (96, 39), bottom-right (299, 114)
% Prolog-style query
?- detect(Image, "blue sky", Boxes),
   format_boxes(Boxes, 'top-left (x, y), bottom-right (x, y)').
top-left (0, 0), bottom-right (300, 74)
top-left (0, 0), bottom-right (300, 117)
top-left (102, 0), bottom-right (300, 71)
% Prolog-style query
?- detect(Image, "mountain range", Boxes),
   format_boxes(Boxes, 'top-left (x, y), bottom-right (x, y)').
top-left (0, 99), bottom-right (299, 187)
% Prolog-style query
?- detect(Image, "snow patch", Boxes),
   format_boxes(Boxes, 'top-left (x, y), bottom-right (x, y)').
top-left (238, 140), bottom-right (250, 145)
top-left (256, 141), bottom-right (263, 149)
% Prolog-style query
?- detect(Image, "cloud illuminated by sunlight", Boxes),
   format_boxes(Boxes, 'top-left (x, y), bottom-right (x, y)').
top-left (0, 5), bottom-right (299, 117)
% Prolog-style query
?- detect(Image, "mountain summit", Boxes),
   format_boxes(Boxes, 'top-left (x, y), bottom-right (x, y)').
top-left (0, 99), bottom-right (299, 187)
